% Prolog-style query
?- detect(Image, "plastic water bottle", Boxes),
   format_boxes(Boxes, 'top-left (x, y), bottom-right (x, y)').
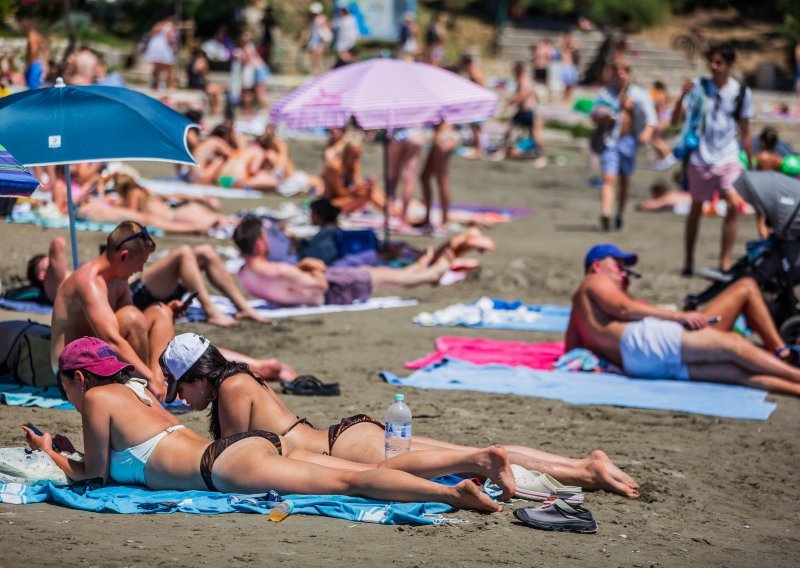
top-left (385, 394), bottom-right (412, 459)
top-left (268, 501), bottom-right (293, 522)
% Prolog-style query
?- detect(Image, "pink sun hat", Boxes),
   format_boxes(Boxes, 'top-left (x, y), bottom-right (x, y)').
top-left (58, 337), bottom-right (134, 377)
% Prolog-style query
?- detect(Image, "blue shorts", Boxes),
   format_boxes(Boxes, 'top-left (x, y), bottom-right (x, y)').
top-left (561, 64), bottom-right (578, 86)
top-left (600, 135), bottom-right (638, 177)
top-left (25, 61), bottom-right (43, 89)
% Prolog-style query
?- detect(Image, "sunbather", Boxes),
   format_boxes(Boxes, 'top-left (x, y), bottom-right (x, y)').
top-left (232, 216), bottom-right (494, 306)
top-left (322, 141), bottom-right (387, 214)
top-left (24, 336), bottom-right (511, 511)
top-left (159, 333), bottom-right (640, 499)
top-left (566, 244), bottom-right (800, 395)
top-left (28, 238), bottom-right (268, 328)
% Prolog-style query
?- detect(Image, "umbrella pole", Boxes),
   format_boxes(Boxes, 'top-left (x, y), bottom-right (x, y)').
top-left (382, 133), bottom-right (390, 250)
top-left (64, 166), bottom-right (80, 269)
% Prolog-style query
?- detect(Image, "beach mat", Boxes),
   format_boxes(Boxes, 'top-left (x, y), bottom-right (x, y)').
top-left (143, 178), bottom-right (263, 199)
top-left (179, 295), bottom-right (419, 322)
top-left (405, 337), bottom-right (564, 370)
top-left (413, 297), bottom-right (570, 332)
top-left (6, 211), bottom-right (165, 237)
top-left (381, 358), bottom-right (776, 420)
top-left (0, 481), bottom-right (457, 525)
top-left (0, 296), bottom-right (53, 315)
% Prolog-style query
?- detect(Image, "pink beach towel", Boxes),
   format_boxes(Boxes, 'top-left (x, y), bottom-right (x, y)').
top-left (404, 336), bottom-right (565, 370)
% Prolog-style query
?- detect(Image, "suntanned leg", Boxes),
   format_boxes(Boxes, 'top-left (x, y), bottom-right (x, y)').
top-left (143, 303), bottom-right (174, 392)
top-left (682, 328), bottom-right (800, 385)
top-left (192, 244), bottom-right (269, 323)
top-left (701, 277), bottom-right (784, 352)
top-left (600, 172), bottom-right (617, 219)
top-left (419, 157), bottom-right (434, 225)
top-left (720, 191), bottom-right (740, 272)
top-left (115, 306), bottom-right (149, 360)
top-left (216, 346), bottom-right (297, 382)
top-left (141, 245), bottom-right (236, 328)
top-left (617, 174), bottom-right (629, 220)
top-left (683, 201), bottom-right (703, 273)
top-left (210, 437), bottom-right (501, 512)
top-left (688, 362), bottom-right (800, 396)
top-left (44, 237), bottom-right (70, 302)
top-left (367, 263), bottom-right (449, 290)
top-left (436, 168), bottom-right (451, 226)
top-left (400, 144), bottom-right (422, 221)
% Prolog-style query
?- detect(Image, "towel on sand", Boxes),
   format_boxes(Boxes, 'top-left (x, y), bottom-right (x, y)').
top-left (405, 337), bottom-right (564, 370)
top-left (414, 297), bottom-right (570, 332)
top-left (0, 480), bottom-right (459, 525)
top-left (381, 358), bottom-right (776, 420)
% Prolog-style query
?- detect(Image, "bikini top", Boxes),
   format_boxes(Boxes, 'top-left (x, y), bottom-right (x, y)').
top-left (108, 379), bottom-right (186, 486)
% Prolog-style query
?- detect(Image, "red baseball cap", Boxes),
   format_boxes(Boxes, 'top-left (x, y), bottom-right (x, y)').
top-left (58, 337), bottom-right (135, 377)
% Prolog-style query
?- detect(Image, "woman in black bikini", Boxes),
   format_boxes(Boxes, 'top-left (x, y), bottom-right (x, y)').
top-left (25, 336), bottom-right (511, 512)
top-left (160, 334), bottom-right (640, 498)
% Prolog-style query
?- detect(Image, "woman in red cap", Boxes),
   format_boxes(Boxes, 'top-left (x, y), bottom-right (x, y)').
top-left (22, 337), bottom-right (515, 512)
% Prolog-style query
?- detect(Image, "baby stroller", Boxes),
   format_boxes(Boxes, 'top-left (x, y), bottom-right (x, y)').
top-left (683, 171), bottom-right (800, 343)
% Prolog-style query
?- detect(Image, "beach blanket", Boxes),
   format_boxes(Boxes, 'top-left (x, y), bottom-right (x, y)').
top-left (0, 296), bottom-right (52, 315)
top-left (0, 381), bottom-right (73, 409)
top-left (381, 358), bottom-right (776, 420)
top-left (0, 480), bottom-right (458, 525)
top-left (179, 295), bottom-right (419, 322)
top-left (143, 178), bottom-right (262, 199)
top-left (6, 210), bottom-right (166, 237)
top-left (405, 337), bottom-right (564, 370)
top-left (414, 297), bottom-right (570, 332)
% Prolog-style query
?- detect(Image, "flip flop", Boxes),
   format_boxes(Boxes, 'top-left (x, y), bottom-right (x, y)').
top-left (510, 464), bottom-right (584, 504)
top-left (513, 499), bottom-right (597, 533)
top-left (281, 375), bottom-right (340, 396)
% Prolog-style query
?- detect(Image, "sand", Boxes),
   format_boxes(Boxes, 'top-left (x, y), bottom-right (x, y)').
top-left (0, 138), bottom-right (798, 567)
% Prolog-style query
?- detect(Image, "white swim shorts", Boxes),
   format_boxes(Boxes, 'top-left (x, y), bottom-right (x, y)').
top-left (620, 317), bottom-right (690, 380)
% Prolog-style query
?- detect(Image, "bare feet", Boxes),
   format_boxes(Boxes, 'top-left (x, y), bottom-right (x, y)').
top-left (461, 227), bottom-right (496, 253)
top-left (450, 257), bottom-right (480, 272)
top-left (250, 359), bottom-right (298, 382)
top-left (480, 446), bottom-right (515, 501)
top-left (205, 312), bottom-right (239, 328)
top-left (589, 450), bottom-right (639, 491)
top-left (585, 455), bottom-right (639, 499)
top-left (450, 479), bottom-right (502, 512)
top-left (234, 308), bottom-right (272, 324)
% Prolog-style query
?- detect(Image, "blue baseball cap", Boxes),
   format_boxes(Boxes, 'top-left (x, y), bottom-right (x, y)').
top-left (584, 244), bottom-right (637, 269)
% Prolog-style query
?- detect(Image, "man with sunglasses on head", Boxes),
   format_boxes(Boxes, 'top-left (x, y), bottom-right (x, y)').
top-left (565, 244), bottom-right (800, 395)
top-left (671, 42), bottom-right (753, 277)
top-left (50, 221), bottom-right (173, 400)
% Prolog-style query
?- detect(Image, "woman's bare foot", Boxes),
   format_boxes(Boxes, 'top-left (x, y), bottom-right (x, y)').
top-left (205, 311), bottom-right (239, 328)
top-left (479, 446), bottom-right (515, 500)
top-left (585, 458), bottom-right (639, 499)
top-left (450, 480), bottom-right (503, 512)
top-left (234, 308), bottom-right (272, 324)
top-left (589, 450), bottom-right (639, 490)
top-left (250, 359), bottom-right (298, 382)
top-left (461, 227), bottom-right (496, 253)
top-left (450, 257), bottom-right (480, 272)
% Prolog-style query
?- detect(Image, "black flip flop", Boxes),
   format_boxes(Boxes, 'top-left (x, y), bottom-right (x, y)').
top-left (282, 375), bottom-right (341, 396)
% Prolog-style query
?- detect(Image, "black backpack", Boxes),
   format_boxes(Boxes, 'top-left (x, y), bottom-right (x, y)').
top-left (1, 321), bottom-right (57, 387)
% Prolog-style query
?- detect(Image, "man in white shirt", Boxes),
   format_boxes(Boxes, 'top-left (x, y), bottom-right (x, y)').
top-left (332, 5), bottom-right (359, 64)
top-left (672, 43), bottom-right (753, 275)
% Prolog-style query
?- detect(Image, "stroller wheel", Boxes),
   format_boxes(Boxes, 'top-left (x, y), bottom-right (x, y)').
top-left (779, 315), bottom-right (800, 345)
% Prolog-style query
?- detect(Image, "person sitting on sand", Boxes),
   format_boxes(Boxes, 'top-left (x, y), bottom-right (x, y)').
top-left (49, 222), bottom-right (297, 399)
top-left (215, 140), bottom-right (281, 191)
top-left (24, 336), bottom-right (512, 513)
top-left (232, 216), bottom-right (493, 306)
top-left (160, 332), bottom-right (641, 498)
top-left (491, 61), bottom-right (546, 168)
top-left (755, 126), bottom-right (783, 172)
top-left (296, 198), bottom-right (343, 266)
top-left (566, 244), bottom-right (800, 394)
top-left (322, 141), bottom-right (387, 214)
top-left (255, 125), bottom-right (320, 195)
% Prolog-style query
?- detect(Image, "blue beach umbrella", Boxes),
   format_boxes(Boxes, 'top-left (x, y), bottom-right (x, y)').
top-left (0, 143), bottom-right (40, 198)
top-left (0, 78), bottom-right (197, 267)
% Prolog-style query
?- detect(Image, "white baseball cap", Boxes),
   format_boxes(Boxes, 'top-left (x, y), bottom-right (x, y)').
top-left (161, 333), bottom-right (210, 403)
top-left (309, 2), bottom-right (323, 14)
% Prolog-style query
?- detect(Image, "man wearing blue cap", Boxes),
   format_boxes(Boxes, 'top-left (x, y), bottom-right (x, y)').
top-left (565, 244), bottom-right (800, 395)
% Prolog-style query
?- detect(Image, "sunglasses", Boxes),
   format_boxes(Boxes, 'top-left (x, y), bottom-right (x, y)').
top-left (116, 227), bottom-right (154, 250)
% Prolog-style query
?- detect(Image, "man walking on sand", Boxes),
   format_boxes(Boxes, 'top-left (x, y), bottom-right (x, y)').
top-left (672, 42), bottom-right (753, 276)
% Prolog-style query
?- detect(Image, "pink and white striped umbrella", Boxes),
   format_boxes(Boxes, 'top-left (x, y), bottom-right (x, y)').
top-left (270, 59), bottom-right (497, 130)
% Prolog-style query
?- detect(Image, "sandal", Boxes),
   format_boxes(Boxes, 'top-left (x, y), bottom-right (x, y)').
top-left (513, 499), bottom-right (597, 533)
top-left (281, 375), bottom-right (341, 396)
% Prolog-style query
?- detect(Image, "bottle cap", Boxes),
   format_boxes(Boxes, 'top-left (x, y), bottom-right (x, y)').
top-left (394, 393), bottom-right (405, 401)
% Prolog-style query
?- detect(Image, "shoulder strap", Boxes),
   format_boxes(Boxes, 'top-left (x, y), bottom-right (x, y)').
top-left (732, 82), bottom-right (747, 122)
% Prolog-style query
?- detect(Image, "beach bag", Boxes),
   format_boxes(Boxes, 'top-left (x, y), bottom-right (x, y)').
top-left (4, 321), bottom-right (56, 387)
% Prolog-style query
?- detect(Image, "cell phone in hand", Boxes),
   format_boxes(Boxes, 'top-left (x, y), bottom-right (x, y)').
top-left (706, 316), bottom-right (721, 324)
top-left (179, 291), bottom-right (199, 312)
top-left (24, 423), bottom-right (57, 450)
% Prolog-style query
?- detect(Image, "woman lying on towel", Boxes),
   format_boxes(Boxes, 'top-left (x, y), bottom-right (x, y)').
top-left (22, 337), bottom-right (512, 512)
top-left (160, 334), bottom-right (641, 499)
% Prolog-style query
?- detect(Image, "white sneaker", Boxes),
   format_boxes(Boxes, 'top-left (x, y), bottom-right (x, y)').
top-left (651, 154), bottom-right (677, 171)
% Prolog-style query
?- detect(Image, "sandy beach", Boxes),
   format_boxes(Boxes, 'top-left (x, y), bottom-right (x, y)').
top-left (0, 137), bottom-right (798, 568)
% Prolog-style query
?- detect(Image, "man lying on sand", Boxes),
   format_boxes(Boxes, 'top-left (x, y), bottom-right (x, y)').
top-left (566, 243), bottom-right (800, 395)
top-left (49, 222), bottom-right (295, 400)
top-left (29, 237), bottom-right (267, 327)
top-left (232, 215), bottom-right (494, 306)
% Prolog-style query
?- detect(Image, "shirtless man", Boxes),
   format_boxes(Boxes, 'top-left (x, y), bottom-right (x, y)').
top-left (233, 216), bottom-right (494, 306)
top-left (19, 16), bottom-right (46, 89)
top-left (49, 222), bottom-right (172, 400)
top-left (460, 54), bottom-right (486, 159)
top-left (566, 243), bottom-right (800, 395)
top-left (530, 40), bottom-right (553, 91)
top-left (322, 141), bottom-right (387, 214)
top-left (492, 62), bottom-right (546, 168)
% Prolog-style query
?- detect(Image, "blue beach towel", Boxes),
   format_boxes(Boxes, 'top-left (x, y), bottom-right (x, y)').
top-left (380, 358), bottom-right (776, 421)
top-left (0, 481), bottom-right (456, 525)
top-left (7, 211), bottom-right (165, 237)
top-left (414, 297), bottom-right (570, 332)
